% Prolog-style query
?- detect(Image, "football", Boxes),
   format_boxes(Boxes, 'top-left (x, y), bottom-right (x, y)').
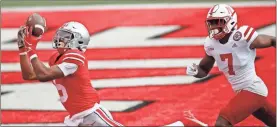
top-left (25, 13), bottom-right (46, 37)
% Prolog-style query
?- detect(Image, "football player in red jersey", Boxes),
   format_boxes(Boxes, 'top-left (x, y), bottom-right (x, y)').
top-left (18, 21), bottom-right (185, 126)
top-left (186, 4), bottom-right (276, 126)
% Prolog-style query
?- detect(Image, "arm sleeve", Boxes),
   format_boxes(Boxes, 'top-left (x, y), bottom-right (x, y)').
top-left (203, 38), bottom-right (213, 56)
top-left (239, 25), bottom-right (259, 48)
top-left (204, 46), bottom-right (212, 56)
top-left (62, 52), bottom-right (86, 66)
top-left (57, 62), bottom-right (78, 76)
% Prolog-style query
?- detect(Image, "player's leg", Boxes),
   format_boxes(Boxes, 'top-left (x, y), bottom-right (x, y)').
top-left (79, 112), bottom-right (110, 126)
top-left (95, 105), bottom-right (185, 127)
top-left (79, 108), bottom-right (123, 126)
top-left (78, 104), bottom-right (123, 126)
top-left (252, 101), bottom-right (276, 127)
top-left (96, 105), bottom-right (185, 126)
top-left (215, 90), bottom-right (266, 126)
top-left (215, 116), bottom-right (231, 126)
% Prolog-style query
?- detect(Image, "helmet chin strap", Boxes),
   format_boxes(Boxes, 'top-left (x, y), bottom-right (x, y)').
top-left (212, 29), bottom-right (220, 34)
top-left (214, 32), bottom-right (226, 40)
top-left (209, 26), bottom-right (228, 40)
top-left (81, 49), bottom-right (86, 52)
top-left (56, 41), bottom-right (70, 53)
top-left (57, 48), bottom-right (70, 54)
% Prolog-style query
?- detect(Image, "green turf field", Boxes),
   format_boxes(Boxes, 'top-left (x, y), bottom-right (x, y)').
top-left (2, 0), bottom-right (273, 7)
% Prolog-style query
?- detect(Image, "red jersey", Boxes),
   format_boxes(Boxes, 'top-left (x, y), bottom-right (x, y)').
top-left (48, 49), bottom-right (100, 116)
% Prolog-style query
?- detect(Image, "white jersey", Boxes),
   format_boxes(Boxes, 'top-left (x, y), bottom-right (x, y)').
top-left (204, 25), bottom-right (265, 91)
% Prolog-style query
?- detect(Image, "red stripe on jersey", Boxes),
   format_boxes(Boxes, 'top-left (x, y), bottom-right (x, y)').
top-left (63, 53), bottom-right (85, 61)
top-left (244, 26), bottom-right (251, 37)
top-left (62, 52), bottom-right (86, 66)
top-left (246, 28), bottom-right (256, 42)
top-left (62, 57), bottom-right (85, 66)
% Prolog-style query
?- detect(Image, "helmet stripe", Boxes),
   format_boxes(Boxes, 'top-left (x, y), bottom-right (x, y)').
top-left (209, 4), bottom-right (217, 14)
top-left (231, 11), bottom-right (235, 16)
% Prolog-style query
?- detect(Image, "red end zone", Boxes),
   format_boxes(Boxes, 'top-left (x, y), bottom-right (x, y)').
top-left (1, 5), bottom-right (276, 126)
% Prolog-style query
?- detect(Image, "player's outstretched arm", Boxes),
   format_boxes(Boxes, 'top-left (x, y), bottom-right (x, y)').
top-left (250, 35), bottom-right (276, 49)
top-left (195, 54), bottom-right (215, 78)
top-left (19, 51), bottom-right (37, 80)
top-left (186, 54), bottom-right (215, 78)
top-left (18, 27), bottom-right (37, 80)
top-left (29, 53), bottom-right (65, 82)
top-left (20, 27), bottom-right (64, 82)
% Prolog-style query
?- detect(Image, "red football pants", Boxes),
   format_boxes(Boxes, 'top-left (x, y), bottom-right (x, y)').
top-left (219, 90), bottom-right (276, 126)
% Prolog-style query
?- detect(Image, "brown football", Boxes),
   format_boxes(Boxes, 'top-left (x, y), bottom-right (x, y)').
top-left (25, 13), bottom-right (46, 37)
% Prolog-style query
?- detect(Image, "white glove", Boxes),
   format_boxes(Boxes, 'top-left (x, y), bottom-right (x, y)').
top-left (17, 26), bottom-right (27, 49)
top-left (186, 63), bottom-right (198, 76)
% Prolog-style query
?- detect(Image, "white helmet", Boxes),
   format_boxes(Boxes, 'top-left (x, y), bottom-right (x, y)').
top-left (53, 21), bottom-right (90, 52)
top-left (206, 4), bottom-right (237, 40)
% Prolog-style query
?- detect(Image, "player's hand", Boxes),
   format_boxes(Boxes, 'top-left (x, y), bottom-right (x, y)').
top-left (24, 26), bottom-right (42, 50)
top-left (17, 26), bottom-right (27, 49)
top-left (18, 26), bottom-right (40, 57)
top-left (17, 26), bottom-right (31, 54)
top-left (186, 63), bottom-right (198, 76)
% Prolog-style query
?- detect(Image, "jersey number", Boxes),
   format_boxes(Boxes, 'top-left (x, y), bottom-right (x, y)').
top-left (220, 53), bottom-right (235, 75)
top-left (53, 80), bottom-right (68, 103)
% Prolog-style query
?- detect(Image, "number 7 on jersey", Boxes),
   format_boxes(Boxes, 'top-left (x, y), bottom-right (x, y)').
top-left (220, 53), bottom-right (235, 75)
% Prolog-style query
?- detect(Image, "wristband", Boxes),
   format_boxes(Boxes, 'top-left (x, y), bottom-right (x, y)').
top-left (30, 54), bottom-right (38, 60)
top-left (27, 49), bottom-right (38, 60)
top-left (19, 47), bottom-right (28, 55)
top-left (19, 52), bottom-right (27, 56)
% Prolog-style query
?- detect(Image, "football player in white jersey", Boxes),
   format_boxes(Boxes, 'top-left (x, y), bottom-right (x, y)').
top-left (186, 4), bottom-right (276, 126)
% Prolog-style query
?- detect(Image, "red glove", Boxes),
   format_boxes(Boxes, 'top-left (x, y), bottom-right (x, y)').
top-left (17, 26), bottom-right (41, 60)
top-left (27, 48), bottom-right (37, 60)
top-left (24, 26), bottom-right (41, 50)
top-left (26, 26), bottom-right (43, 60)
